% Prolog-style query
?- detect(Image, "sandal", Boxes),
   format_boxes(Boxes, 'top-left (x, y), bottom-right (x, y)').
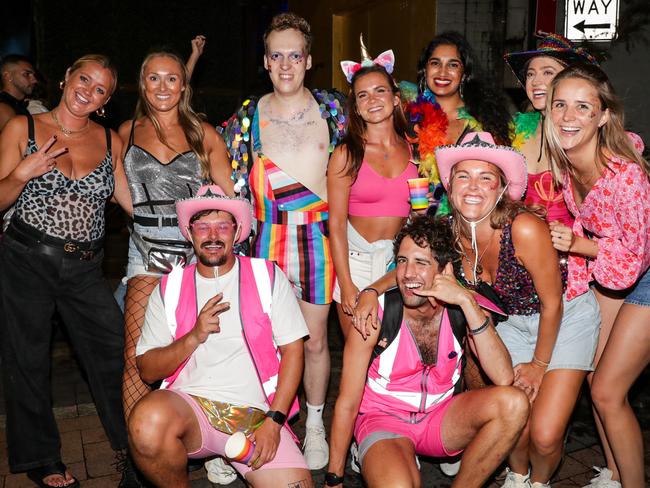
top-left (26, 461), bottom-right (80, 488)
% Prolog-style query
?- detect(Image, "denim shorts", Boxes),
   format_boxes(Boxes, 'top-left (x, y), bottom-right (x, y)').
top-left (497, 290), bottom-right (601, 371)
top-left (623, 267), bottom-right (650, 307)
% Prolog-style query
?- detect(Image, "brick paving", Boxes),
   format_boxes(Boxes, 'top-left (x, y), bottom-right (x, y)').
top-left (1, 221), bottom-right (648, 487)
top-left (1, 333), bottom-right (648, 487)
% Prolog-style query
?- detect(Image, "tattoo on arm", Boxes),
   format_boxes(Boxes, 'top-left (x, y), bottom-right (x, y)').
top-left (287, 480), bottom-right (310, 488)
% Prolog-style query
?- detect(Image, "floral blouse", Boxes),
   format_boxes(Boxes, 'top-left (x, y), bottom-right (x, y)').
top-left (563, 155), bottom-right (650, 300)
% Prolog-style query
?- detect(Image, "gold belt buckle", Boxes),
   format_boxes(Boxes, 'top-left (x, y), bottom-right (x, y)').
top-left (63, 242), bottom-right (78, 253)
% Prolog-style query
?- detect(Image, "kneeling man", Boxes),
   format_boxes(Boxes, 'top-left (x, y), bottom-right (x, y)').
top-left (129, 185), bottom-right (312, 488)
top-left (326, 216), bottom-right (529, 487)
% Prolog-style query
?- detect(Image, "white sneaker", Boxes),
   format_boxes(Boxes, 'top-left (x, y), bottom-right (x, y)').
top-left (501, 468), bottom-right (530, 488)
top-left (349, 441), bottom-right (361, 474)
top-left (205, 457), bottom-right (237, 485)
top-left (530, 482), bottom-right (550, 488)
top-left (303, 425), bottom-right (329, 470)
top-left (440, 459), bottom-right (461, 476)
top-left (582, 466), bottom-right (621, 488)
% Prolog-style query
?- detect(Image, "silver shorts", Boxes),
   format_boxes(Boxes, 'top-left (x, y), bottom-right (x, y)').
top-left (497, 290), bottom-right (600, 371)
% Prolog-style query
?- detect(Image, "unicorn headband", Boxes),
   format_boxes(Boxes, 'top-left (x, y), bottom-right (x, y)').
top-left (340, 34), bottom-right (395, 83)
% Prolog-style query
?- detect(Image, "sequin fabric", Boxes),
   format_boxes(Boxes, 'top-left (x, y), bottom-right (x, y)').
top-left (492, 223), bottom-right (567, 315)
top-left (492, 224), bottom-right (540, 315)
top-left (221, 89), bottom-right (347, 200)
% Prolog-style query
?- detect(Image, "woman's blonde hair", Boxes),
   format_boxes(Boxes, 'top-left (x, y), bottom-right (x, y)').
top-left (544, 63), bottom-right (649, 184)
top-left (134, 52), bottom-right (210, 180)
top-left (67, 54), bottom-right (118, 95)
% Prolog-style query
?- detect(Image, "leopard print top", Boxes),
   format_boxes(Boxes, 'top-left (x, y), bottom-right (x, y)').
top-left (14, 114), bottom-right (115, 242)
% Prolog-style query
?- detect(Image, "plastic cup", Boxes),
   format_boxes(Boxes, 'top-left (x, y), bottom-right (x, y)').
top-left (225, 431), bottom-right (255, 464)
top-left (407, 178), bottom-right (430, 210)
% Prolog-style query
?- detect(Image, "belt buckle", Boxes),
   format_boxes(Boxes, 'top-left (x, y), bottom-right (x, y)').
top-left (63, 242), bottom-right (78, 253)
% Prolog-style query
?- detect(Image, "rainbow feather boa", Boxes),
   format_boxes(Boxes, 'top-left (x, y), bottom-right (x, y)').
top-left (400, 81), bottom-right (480, 216)
top-left (401, 81), bottom-right (480, 183)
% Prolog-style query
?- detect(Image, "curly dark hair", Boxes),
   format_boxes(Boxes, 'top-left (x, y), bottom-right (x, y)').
top-left (394, 215), bottom-right (459, 270)
top-left (416, 31), bottom-right (512, 146)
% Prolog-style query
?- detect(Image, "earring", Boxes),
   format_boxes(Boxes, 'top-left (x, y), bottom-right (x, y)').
top-left (418, 74), bottom-right (427, 95)
top-left (459, 76), bottom-right (466, 99)
top-left (59, 80), bottom-right (65, 90)
top-left (96, 106), bottom-right (106, 117)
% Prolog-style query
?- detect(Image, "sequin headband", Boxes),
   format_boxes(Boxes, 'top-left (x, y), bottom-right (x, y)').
top-left (340, 34), bottom-right (395, 83)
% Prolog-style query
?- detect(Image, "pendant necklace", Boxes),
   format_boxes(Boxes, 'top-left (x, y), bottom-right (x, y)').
top-left (51, 109), bottom-right (89, 137)
top-left (461, 230), bottom-right (496, 281)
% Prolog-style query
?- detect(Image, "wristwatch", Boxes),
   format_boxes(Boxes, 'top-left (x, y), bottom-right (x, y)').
top-left (325, 472), bottom-right (344, 486)
top-left (265, 410), bottom-right (286, 425)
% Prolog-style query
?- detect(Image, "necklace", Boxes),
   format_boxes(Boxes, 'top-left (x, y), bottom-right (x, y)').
top-left (51, 110), bottom-right (89, 137)
top-left (460, 230), bottom-right (496, 281)
top-left (573, 167), bottom-right (601, 187)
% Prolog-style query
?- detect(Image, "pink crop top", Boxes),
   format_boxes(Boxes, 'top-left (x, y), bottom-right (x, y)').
top-left (348, 160), bottom-right (419, 217)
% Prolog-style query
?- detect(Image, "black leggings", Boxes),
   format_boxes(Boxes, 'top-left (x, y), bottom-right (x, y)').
top-left (0, 234), bottom-right (127, 472)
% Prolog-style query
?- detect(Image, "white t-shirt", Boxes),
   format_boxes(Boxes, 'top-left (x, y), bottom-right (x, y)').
top-left (136, 260), bottom-right (308, 410)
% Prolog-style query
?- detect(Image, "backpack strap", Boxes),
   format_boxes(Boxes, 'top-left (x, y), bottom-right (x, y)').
top-left (446, 305), bottom-right (468, 344)
top-left (371, 287), bottom-right (403, 362)
top-left (446, 305), bottom-right (468, 395)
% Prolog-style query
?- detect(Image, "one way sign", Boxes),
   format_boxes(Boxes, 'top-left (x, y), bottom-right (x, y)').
top-left (565, 0), bottom-right (619, 41)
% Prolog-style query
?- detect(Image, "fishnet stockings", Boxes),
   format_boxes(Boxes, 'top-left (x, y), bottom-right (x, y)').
top-left (122, 275), bottom-right (160, 420)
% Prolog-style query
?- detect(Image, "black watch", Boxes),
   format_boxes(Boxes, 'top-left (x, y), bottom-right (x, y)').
top-left (325, 472), bottom-right (344, 486)
top-left (265, 410), bottom-right (286, 425)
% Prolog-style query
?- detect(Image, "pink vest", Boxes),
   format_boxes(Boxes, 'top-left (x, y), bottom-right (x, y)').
top-left (159, 256), bottom-right (300, 420)
top-left (360, 292), bottom-right (504, 418)
top-left (360, 306), bottom-right (463, 418)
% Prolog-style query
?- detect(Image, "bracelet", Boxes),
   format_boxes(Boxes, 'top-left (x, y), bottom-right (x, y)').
top-left (325, 472), bottom-right (344, 486)
top-left (468, 316), bottom-right (490, 336)
top-left (360, 287), bottom-right (379, 296)
top-left (532, 355), bottom-right (550, 369)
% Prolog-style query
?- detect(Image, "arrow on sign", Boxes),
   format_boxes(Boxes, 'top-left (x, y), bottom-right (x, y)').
top-left (574, 20), bottom-right (611, 33)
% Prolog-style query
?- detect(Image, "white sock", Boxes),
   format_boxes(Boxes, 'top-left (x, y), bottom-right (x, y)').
top-left (305, 402), bottom-right (325, 428)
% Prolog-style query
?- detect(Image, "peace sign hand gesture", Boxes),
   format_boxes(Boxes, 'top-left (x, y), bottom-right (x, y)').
top-left (13, 135), bottom-right (67, 183)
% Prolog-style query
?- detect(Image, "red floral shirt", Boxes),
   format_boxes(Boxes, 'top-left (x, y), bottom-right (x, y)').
top-left (563, 156), bottom-right (650, 300)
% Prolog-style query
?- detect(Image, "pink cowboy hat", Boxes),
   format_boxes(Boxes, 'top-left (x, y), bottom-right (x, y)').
top-left (176, 185), bottom-right (253, 243)
top-left (436, 132), bottom-right (527, 200)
